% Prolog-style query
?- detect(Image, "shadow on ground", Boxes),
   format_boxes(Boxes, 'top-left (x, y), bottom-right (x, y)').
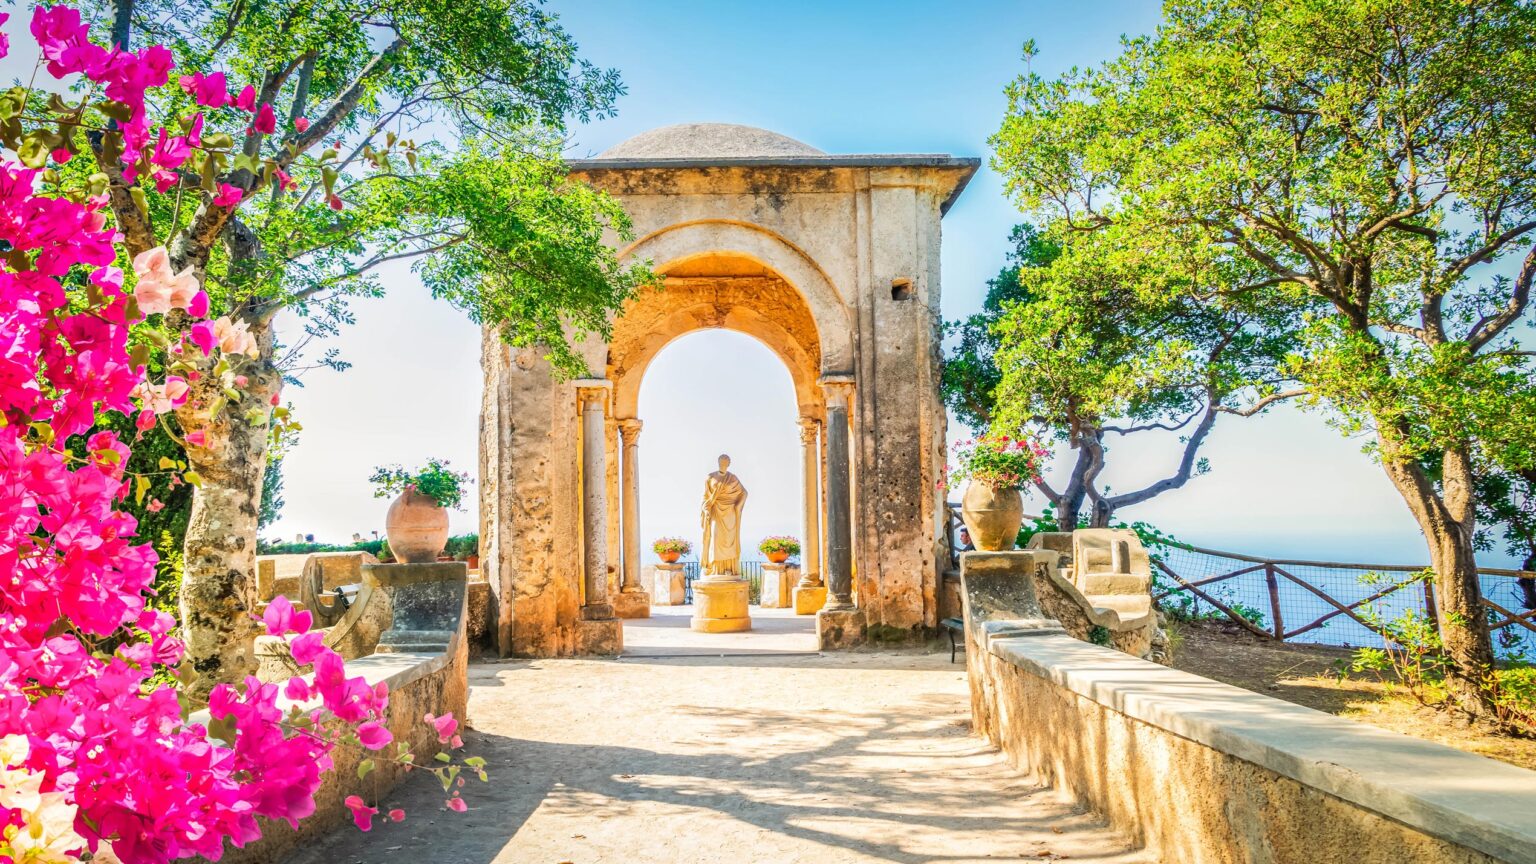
top-left (284, 652), bottom-right (1145, 864)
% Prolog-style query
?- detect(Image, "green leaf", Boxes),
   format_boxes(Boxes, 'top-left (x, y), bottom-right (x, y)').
top-left (357, 759), bottom-right (375, 780)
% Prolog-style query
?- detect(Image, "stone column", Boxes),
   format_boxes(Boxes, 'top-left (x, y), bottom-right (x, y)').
top-left (817, 375), bottom-right (865, 648)
top-left (793, 417), bottom-right (828, 615)
top-left (613, 418), bottom-right (650, 619)
top-left (573, 381), bottom-right (621, 653)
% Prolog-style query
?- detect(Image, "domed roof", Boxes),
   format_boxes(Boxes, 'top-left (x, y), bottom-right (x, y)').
top-left (598, 123), bottom-right (824, 160)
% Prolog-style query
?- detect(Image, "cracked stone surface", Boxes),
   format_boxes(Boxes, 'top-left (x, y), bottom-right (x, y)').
top-left (283, 646), bottom-right (1146, 864)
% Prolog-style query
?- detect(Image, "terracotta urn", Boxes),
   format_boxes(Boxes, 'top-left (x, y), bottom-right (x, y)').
top-left (960, 483), bottom-right (1024, 552)
top-left (659, 550), bottom-right (681, 564)
top-left (766, 550), bottom-right (790, 564)
top-left (466, 553), bottom-right (480, 570)
top-left (384, 489), bottom-right (449, 564)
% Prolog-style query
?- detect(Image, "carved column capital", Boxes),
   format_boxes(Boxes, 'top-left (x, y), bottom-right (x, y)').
top-left (618, 418), bottom-right (644, 445)
top-left (818, 374), bottom-right (855, 410)
top-left (573, 378), bottom-right (612, 412)
top-left (797, 416), bottom-right (820, 445)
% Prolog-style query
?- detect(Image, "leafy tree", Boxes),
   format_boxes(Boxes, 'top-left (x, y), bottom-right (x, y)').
top-left (993, 0), bottom-right (1536, 714)
top-left (941, 223), bottom-right (1056, 429)
top-left (1474, 467), bottom-right (1536, 609)
top-left (77, 0), bottom-right (654, 686)
top-left (949, 221), bottom-right (1301, 528)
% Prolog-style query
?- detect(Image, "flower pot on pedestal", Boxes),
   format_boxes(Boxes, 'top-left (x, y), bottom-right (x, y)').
top-left (385, 489), bottom-right (450, 564)
top-left (960, 483), bottom-right (1024, 552)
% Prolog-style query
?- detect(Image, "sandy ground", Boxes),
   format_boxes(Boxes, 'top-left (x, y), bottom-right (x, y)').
top-left (1171, 620), bottom-right (1536, 770)
top-left (285, 613), bottom-right (1145, 864)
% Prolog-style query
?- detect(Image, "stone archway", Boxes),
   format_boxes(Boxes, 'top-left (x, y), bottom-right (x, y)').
top-left (479, 123), bottom-right (977, 657)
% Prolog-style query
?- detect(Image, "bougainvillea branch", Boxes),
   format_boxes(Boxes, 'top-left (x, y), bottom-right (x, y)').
top-left (0, 10), bottom-right (473, 862)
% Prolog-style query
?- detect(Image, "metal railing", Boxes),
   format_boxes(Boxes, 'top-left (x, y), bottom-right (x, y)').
top-left (678, 560), bottom-right (764, 605)
top-left (942, 501), bottom-right (1536, 659)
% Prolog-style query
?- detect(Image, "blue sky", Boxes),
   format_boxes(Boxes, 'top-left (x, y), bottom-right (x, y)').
top-left (258, 0), bottom-right (1462, 564)
top-left (262, 0), bottom-right (1447, 565)
top-left (3, 2), bottom-right (1492, 566)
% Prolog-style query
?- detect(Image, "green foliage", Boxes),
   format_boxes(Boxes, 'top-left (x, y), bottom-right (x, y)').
top-left (758, 536), bottom-right (801, 557)
top-left (256, 537), bottom-right (386, 556)
top-left (1474, 466), bottom-right (1536, 579)
top-left (445, 534), bottom-right (480, 561)
top-left (991, 0), bottom-right (1536, 700)
top-left (941, 224), bottom-right (1058, 430)
top-left (370, 459), bottom-right (471, 510)
top-left (1351, 573), bottom-right (1535, 732)
top-left (949, 433), bottom-right (1047, 491)
top-left (150, 531), bottom-right (184, 616)
top-left (416, 144), bottom-right (656, 377)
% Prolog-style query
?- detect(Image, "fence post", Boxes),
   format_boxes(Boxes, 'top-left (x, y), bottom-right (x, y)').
top-left (1423, 579), bottom-right (1439, 631)
top-left (1264, 563), bottom-right (1284, 639)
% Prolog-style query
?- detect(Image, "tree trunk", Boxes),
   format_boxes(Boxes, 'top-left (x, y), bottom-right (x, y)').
top-left (1379, 440), bottom-right (1497, 716)
top-left (176, 319), bottom-right (280, 697)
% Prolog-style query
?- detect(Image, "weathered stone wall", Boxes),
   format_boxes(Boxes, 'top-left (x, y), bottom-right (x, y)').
top-left (481, 146), bottom-right (973, 656)
top-left (479, 337), bottom-right (586, 656)
top-left (958, 548), bottom-right (1536, 863)
top-left (206, 566), bottom-right (471, 864)
top-left (974, 636), bottom-right (1533, 864)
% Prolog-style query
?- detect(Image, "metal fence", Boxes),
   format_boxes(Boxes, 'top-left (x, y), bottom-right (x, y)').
top-left (679, 560), bottom-right (764, 604)
top-left (1153, 544), bottom-right (1536, 660)
top-left (942, 502), bottom-right (1536, 660)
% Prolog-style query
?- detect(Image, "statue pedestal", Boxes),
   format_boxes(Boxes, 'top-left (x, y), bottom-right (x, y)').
top-left (691, 577), bottom-right (752, 633)
top-left (647, 563), bottom-right (687, 606)
top-left (758, 563), bottom-right (798, 608)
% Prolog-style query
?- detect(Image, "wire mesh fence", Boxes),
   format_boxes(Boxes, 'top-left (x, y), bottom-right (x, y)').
top-left (1152, 543), bottom-right (1536, 660)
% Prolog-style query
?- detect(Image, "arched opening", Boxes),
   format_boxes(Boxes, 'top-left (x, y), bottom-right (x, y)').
top-left (618, 330), bottom-right (816, 652)
top-left (607, 249), bottom-right (827, 653)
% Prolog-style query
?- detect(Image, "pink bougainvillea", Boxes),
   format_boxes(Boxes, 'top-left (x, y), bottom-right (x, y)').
top-left (0, 8), bottom-right (469, 862)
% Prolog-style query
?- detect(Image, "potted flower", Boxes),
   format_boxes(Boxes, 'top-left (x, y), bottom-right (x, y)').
top-left (652, 537), bottom-right (691, 564)
top-left (370, 459), bottom-right (471, 564)
top-left (758, 535), bottom-right (801, 564)
top-left (949, 434), bottom-right (1047, 552)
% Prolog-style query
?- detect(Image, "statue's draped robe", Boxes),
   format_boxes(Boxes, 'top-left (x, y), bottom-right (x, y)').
top-left (701, 471), bottom-right (747, 575)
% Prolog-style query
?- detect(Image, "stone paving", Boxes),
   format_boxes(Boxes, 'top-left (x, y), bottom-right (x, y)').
top-left (284, 616), bottom-right (1147, 864)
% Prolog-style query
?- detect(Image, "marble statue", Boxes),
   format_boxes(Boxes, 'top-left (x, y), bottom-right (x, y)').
top-left (700, 454), bottom-right (748, 576)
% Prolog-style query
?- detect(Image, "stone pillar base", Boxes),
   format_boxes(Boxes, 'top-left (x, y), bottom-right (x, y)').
top-left (817, 605), bottom-right (866, 649)
top-left (793, 585), bottom-right (828, 615)
top-left (691, 578), bottom-right (752, 633)
top-left (575, 617), bottom-right (623, 655)
top-left (613, 589), bottom-right (651, 619)
top-left (758, 563), bottom-right (797, 608)
top-left (649, 563), bottom-right (687, 605)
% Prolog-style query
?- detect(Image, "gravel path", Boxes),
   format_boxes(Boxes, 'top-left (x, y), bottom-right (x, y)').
top-left (285, 648), bottom-right (1146, 864)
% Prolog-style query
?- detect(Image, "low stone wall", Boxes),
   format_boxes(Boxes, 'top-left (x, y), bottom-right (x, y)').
top-left (207, 564), bottom-right (471, 864)
top-left (961, 552), bottom-right (1536, 864)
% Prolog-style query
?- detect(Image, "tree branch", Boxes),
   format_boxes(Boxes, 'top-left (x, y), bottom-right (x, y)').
top-left (1467, 242), bottom-right (1536, 352)
top-left (1215, 388), bottom-right (1307, 417)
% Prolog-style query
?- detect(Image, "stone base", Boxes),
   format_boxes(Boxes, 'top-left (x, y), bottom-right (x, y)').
top-left (792, 585), bottom-right (827, 615)
top-left (691, 578), bottom-right (752, 633)
top-left (574, 616), bottom-right (623, 655)
top-left (613, 589), bottom-right (651, 619)
top-left (758, 563), bottom-right (798, 608)
top-left (648, 563), bottom-right (687, 605)
top-left (817, 605), bottom-right (866, 649)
